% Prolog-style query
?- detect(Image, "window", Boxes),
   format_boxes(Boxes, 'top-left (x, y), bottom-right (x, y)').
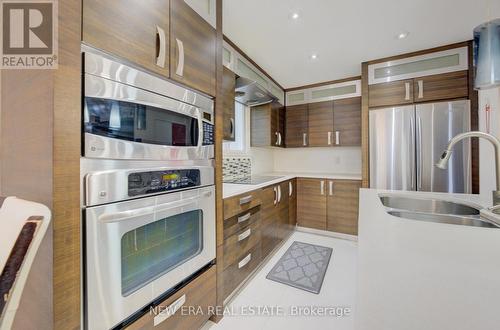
top-left (223, 101), bottom-right (247, 153)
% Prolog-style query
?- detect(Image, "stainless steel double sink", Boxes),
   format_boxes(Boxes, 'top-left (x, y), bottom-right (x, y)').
top-left (379, 195), bottom-right (500, 228)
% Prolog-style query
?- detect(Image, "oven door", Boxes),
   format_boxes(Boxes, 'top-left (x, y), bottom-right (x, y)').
top-left (84, 74), bottom-right (214, 161)
top-left (85, 186), bottom-right (215, 330)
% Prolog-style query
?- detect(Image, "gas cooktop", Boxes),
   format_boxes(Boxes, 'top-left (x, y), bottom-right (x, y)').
top-left (223, 175), bottom-right (284, 185)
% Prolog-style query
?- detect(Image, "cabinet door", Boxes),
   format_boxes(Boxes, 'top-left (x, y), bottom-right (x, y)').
top-left (333, 97), bottom-right (361, 146)
top-left (222, 67), bottom-right (236, 141)
top-left (277, 181), bottom-right (289, 241)
top-left (288, 179), bottom-right (297, 231)
top-left (83, 0), bottom-right (169, 77)
top-left (413, 71), bottom-right (468, 103)
top-left (285, 104), bottom-right (308, 147)
top-left (307, 101), bottom-right (334, 147)
top-left (261, 186), bottom-right (279, 258)
top-left (327, 180), bottom-right (361, 235)
top-left (170, 0), bottom-right (216, 96)
top-left (297, 178), bottom-right (327, 230)
top-left (368, 79), bottom-right (414, 108)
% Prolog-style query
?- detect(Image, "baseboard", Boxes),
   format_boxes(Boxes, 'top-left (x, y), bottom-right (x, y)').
top-left (295, 226), bottom-right (358, 242)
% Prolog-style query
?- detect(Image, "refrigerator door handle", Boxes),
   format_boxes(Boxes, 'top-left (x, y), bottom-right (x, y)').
top-left (409, 116), bottom-right (415, 190)
top-left (417, 116), bottom-right (423, 190)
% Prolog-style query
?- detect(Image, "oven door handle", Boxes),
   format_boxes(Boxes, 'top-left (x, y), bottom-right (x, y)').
top-left (99, 206), bottom-right (156, 223)
top-left (154, 195), bottom-right (205, 214)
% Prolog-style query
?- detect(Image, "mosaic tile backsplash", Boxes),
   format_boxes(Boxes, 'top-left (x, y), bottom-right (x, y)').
top-left (223, 157), bottom-right (252, 181)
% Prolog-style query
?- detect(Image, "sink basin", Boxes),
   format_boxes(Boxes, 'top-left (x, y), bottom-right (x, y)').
top-left (388, 210), bottom-right (499, 228)
top-left (380, 196), bottom-right (480, 216)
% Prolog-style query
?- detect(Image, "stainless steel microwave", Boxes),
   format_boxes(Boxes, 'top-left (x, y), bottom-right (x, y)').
top-left (83, 48), bottom-right (215, 161)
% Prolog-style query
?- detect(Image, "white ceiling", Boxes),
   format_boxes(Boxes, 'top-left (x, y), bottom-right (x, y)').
top-left (223, 0), bottom-right (500, 89)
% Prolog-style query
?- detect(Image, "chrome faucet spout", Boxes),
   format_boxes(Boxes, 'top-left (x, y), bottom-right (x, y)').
top-left (436, 131), bottom-right (500, 206)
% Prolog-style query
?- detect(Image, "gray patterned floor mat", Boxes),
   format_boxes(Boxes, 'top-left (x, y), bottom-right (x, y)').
top-left (266, 241), bottom-right (332, 294)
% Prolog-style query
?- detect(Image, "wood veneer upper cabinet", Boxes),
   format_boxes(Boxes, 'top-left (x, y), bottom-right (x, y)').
top-left (327, 180), bottom-right (361, 235)
top-left (250, 102), bottom-right (285, 147)
top-left (333, 97), bottom-right (361, 146)
top-left (307, 101), bottom-right (334, 147)
top-left (368, 79), bottom-right (414, 108)
top-left (170, 0), bottom-right (216, 96)
top-left (83, 0), bottom-right (170, 77)
top-left (297, 178), bottom-right (327, 230)
top-left (413, 71), bottom-right (468, 103)
top-left (222, 67), bottom-right (236, 141)
top-left (285, 104), bottom-right (308, 147)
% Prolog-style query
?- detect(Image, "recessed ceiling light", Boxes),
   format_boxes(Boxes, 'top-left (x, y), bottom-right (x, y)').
top-left (291, 12), bottom-right (299, 20)
top-left (311, 54), bottom-right (318, 60)
top-left (397, 32), bottom-right (409, 39)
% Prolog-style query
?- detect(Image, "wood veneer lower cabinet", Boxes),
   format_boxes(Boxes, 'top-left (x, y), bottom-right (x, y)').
top-left (261, 185), bottom-right (280, 257)
top-left (297, 178), bottom-right (327, 230)
top-left (126, 266), bottom-right (216, 330)
top-left (288, 179), bottom-right (297, 231)
top-left (327, 180), bottom-right (362, 235)
top-left (297, 178), bottom-right (361, 235)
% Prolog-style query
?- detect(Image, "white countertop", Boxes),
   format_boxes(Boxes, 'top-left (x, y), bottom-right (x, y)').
top-left (223, 172), bottom-right (362, 199)
top-left (355, 189), bottom-right (500, 330)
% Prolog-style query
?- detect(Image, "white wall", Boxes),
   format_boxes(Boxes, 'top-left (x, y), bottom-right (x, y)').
top-left (478, 87), bottom-right (500, 202)
top-left (273, 147), bottom-right (362, 174)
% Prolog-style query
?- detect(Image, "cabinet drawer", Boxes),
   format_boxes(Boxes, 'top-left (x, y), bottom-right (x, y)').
top-left (222, 221), bottom-right (262, 271)
top-left (126, 266), bottom-right (216, 330)
top-left (222, 244), bottom-right (262, 300)
top-left (224, 190), bottom-right (262, 220)
top-left (413, 71), bottom-right (468, 103)
top-left (368, 79), bottom-right (414, 108)
top-left (223, 206), bottom-right (260, 238)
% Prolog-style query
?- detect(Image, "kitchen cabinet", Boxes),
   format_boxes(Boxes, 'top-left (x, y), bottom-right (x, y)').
top-left (126, 266), bottom-right (215, 330)
top-left (276, 181), bottom-right (290, 241)
top-left (368, 79), bottom-right (414, 108)
top-left (83, 0), bottom-right (170, 77)
top-left (170, 0), bottom-right (216, 96)
top-left (261, 185), bottom-right (280, 258)
top-left (297, 178), bottom-right (361, 235)
top-left (326, 180), bottom-right (361, 235)
top-left (286, 80), bottom-right (361, 106)
top-left (285, 104), bottom-right (308, 147)
top-left (297, 178), bottom-right (327, 230)
top-left (307, 101), bottom-right (334, 147)
top-left (333, 97), bottom-right (362, 146)
top-left (250, 102), bottom-right (285, 148)
top-left (222, 67), bottom-right (236, 141)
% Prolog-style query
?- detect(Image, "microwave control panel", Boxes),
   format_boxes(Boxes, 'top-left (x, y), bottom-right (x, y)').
top-left (202, 122), bottom-right (214, 146)
top-left (128, 169), bottom-right (201, 196)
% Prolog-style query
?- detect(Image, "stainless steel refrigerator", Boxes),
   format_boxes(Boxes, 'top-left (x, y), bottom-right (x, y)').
top-left (369, 99), bottom-right (471, 193)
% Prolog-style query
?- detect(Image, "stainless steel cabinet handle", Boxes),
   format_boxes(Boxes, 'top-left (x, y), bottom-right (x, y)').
top-left (335, 131), bottom-right (340, 145)
top-left (275, 132), bottom-right (279, 145)
top-left (175, 38), bottom-right (185, 76)
top-left (404, 82), bottom-right (410, 100)
top-left (320, 180), bottom-right (325, 195)
top-left (155, 26), bottom-right (166, 68)
top-left (153, 294), bottom-right (186, 326)
top-left (289, 181), bottom-right (293, 196)
top-left (238, 253), bottom-right (252, 268)
top-left (239, 195), bottom-right (252, 205)
top-left (277, 185), bottom-right (282, 203)
top-left (329, 181), bottom-right (333, 196)
top-left (303, 133), bottom-right (307, 146)
top-left (273, 187), bottom-right (278, 205)
top-left (417, 80), bottom-right (424, 99)
top-left (279, 133), bottom-right (282, 146)
top-left (328, 131), bottom-right (332, 145)
top-left (238, 228), bottom-right (252, 242)
top-left (238, 212), bottom-right (251, 223)
top-left (230, 118), bottom-right (235, 139)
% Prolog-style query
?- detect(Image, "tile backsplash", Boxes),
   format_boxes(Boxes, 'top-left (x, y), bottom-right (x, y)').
top-left (223, 157), bottom-right (251, 181)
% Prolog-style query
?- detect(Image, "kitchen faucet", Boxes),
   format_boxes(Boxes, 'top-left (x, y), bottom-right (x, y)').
top-left (436, 131), bottom-right (500, 206)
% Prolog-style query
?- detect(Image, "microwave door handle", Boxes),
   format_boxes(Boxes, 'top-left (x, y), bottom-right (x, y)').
top-left (99, 206), bottom-right (156, 223)
top-left (196, 110), bottom-right (204, 148)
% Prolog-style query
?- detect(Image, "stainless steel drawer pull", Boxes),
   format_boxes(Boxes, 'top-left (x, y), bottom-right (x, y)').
top-left (417, 80), bottom-right (424, 99)
top-left (328, 131), bottom-right (332, 145)
top-left (239, 195), bottom-right (252, 205)
top-left (335, 131), bottom-right (340, 145)
top-left (329, 181), bottom-right (333, 196)
top-left (303, 133), bottom-right (307, 146)
top-left (320, 180), bottom-right (325, 195)
top-left (153, 294), bottom-right (186, 326)
top-left (238, 253), bottom-right (252, 269)
top-left (238, 228), bottom-right (252, 242)
top-left (289, 181), bottom-right (293, 196)
top-left (155, 25), bottom-right (166, 68)
top-left (238, 212), bottom-right (251, 223)
top-left (175, 38), bottom-right (185, 76)
top-left (404, 82), bottom-right (410, 100)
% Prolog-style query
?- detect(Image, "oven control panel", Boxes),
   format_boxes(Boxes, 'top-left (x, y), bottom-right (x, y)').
top-left (202, 122), bottom-right (214, 146)
top-left (128, 169), bottom-right (201, 196)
